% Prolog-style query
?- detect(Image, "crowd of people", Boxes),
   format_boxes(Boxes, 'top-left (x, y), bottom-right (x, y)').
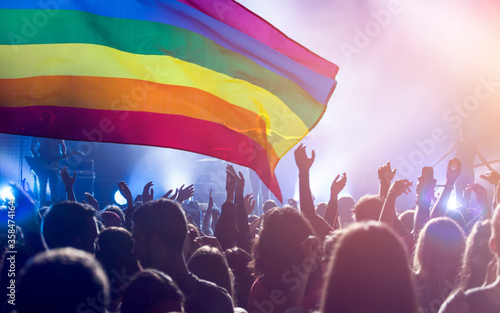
top-left (1, 142), bottom-right (500, 313)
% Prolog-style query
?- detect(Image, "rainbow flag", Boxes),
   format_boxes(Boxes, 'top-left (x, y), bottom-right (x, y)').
top-left (0, 0), bottom-right (338, 202)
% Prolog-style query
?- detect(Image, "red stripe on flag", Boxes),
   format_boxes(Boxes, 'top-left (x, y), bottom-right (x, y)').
top-left (0, 106), bottom-right (282, 201)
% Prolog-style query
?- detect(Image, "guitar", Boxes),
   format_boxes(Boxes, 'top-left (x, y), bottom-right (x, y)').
top-left (25, 151), bottom-right (84, 177)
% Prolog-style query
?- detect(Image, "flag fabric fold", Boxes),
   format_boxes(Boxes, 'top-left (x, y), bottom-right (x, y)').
top-left (0, 0), bottom-right (338, 202)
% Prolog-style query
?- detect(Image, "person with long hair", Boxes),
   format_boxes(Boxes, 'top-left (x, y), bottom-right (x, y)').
top-left (321, 221), bottom-right (418, 313)
top-left (248, 207), bottom-right (321, 313)
top-left (457, 220), bottom-right (493, 291)
top-left (413, 217), bottom-right (465, 313)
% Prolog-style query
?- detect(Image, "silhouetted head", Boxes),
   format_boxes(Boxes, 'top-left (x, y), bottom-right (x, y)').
top-left (315, 202), bottom-right (328, 218)
top-left (17, 248), bottom-right (109, 313)
top-left (338, 195), bottom-right (355, 226)
top-left (42, 201), bottom-right (99, 254)
top-left (251, 207), bottom-right (315, 284)
top-left (352, 195), bottom-right (384, 222)
top-left (399, 210), bottom-right (415, 233)
top-left (413, 217), bottom-right (465, 309)
top-left (120, 269), bottom-right (184, 313)
top-left (100, 211), bottom-right (122, 228)
top-left (132, 199), bottom-right (187, 269)
top-left (262, 200), bottom-right (278, 214)
top-left (187, 246), bottom-right (235, 297)
top-left (95, 227), bottom-right (140, 275)
top-left (321, 222), bottom-right (417, 313)
top-left (103, 204), bottom-right (125, 226)
top-left (458, 220), bottom-right (493, 290)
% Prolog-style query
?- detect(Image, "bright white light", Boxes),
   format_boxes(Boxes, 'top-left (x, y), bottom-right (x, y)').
top-left (447, 193), bottom-right (459, 211)
top-left (1, 187), bottom-right (14, 202)
top-left (114, 190), bottom-right (127, 206)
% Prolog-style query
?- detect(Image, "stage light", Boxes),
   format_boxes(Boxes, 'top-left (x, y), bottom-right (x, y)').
top-left (114, 190), bottom-right (127, 206)
top-left (1, 187), bottom-right (14, 202)
top-left (447, 193), bottom-right (459, 211)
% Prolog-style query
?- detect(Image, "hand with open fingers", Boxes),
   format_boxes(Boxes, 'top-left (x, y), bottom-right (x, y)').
top-left (162, 189), bottom-right (178, 200)
top-left (244, 193), bottom-right (255, 215)
top-left (60, 166), bottom-right (76, 188)
top-left (227, 164), bottom-right (245, 187)
top-left (83, 192), bottom-right (99, 211)
top-left (118, 181), bottom-right (133, 204)
top-left (480, 170), bottom-right (500, 185)
top-left (225, 164), bottom-right (237, 201)
top-left (294, 144), bottom-right (315, 173)
top-left (466, 183), bottom-right (488, 205)
top-left (388, 179), bottom-right (413, 198)
top-left (331, 172), bottom-right (347, 196)
top-left (142, 181), bottom-right (154, 203)
top-left (177, 184), bottom-right (195, 203)
top-left (378, 161), bottom-right (396, 183)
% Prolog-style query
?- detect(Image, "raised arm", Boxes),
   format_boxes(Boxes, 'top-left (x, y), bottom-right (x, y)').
top-left (295, 144), bottom-right (316, 218)
top-left (202, 190), bottom-right (214, 236)
top-left (379, 179), bottom-right (412, 235)
top-left (60, 166), bottom-right (76, 201)
top-left (176, 184), bottom-right (195, 204)
top-left (413, 170), bottom-right (437, 235)
top-left (430, 158), bottom-right (461, 219)
top-left (466, 183), bottom-right (490, 220)
top-left (480, 170), bottom-right (500, 208)
top-left (324, 173), bottom-right (346, 228)
top-left (294, 144), bottom-right (333, 238)
top-left (227, 165), bottom-right (252, 252)
top-left (378, 161), bottom-right (396, 199)
top-left (118, 181), bottom-right (134, 232)
top-left (142, 181), bottom-right (154, 203)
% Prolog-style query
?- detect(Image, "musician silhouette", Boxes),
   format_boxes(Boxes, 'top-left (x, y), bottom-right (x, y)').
top-left (29, 111), bottom-right (66, 205)
top-left (434, 125), bottom-right (493, 208)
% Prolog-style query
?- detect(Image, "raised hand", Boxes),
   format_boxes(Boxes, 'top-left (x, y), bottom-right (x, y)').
top-left (177, 184), bottom-right (195, 203)
top-left (118, 181), bottom-right (133, 205)
top-left (227, 164), bottom-right (245, 191)
top-left (416, 174), bottom-right (437, 206)
top-left (480, 170), bottom-right (500, 185)
top-left (162, 189), bottom-right (179, 200)
top-left (208, 189), bottom-right (214, 210)
top-left (294, 144), bottom-right (315, 173)
top-left (60, 166), bottom-right (76, 188)
top-left (244, 193), bottom-right (256, 215)
top-left (446, 158), bottom-right (462, 186)
top-left (142, 181), bottom-right (154, 203)
top-left (388, 179), bottom-right (413, 198)
top-left (466, 183), bottom-right (488, 207)
top-left (288, 198), bottom-right (298, 209)
top-left (330, 173), bottom-right (347, 196)
top-left (83, 192), bottom-right (99, 211)
top-left (225, 164), bottom-right (237, 202)
top-left (378, 161), bottom-right (397, 183)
